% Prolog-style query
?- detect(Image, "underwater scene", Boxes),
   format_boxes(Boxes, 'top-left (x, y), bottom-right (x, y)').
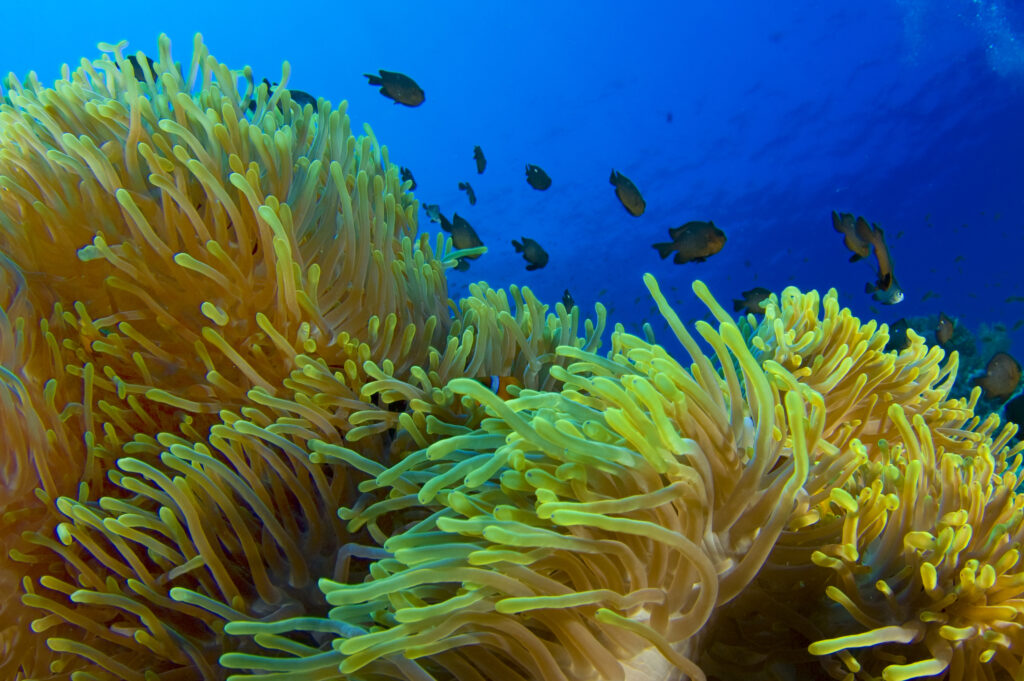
top-left (2, 1), bottom-right (1024, 680)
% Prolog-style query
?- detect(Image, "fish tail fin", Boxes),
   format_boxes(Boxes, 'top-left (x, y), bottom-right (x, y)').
top-left (512, 239), bottom-right (524, 253)
top-left (363, 74), bottom-right (382, 85)
top-left (849, 253), bottom-right (863, 262)
top-left (609, 169), bottom-right (618, 185)
top-left (652, 242), bottom-right (674, 259)
top-left (733, 299), bottom-right (744, 312)
top-left (865, 281), bottom-right (876, 293)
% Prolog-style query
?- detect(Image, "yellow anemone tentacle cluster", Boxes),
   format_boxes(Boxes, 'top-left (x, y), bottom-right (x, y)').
top-left (0, 33), bottom-right (458, 679)
top-left (2, 34), bottom-right (1023, 681)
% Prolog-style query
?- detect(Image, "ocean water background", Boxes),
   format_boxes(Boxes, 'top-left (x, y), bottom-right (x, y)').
top-left (3, 0), bottom-right (1022, 362)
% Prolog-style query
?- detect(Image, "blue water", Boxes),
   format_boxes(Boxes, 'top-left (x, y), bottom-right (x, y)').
top-left (5, 0), bottom-right (1022, 354)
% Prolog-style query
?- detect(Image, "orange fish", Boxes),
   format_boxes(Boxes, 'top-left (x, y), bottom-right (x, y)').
top-left (478, 375), bottom-right (522, 400)
top-left (972, 352), bottom-right (1021, 401)
top-left (935, 312), bottom-right (954, 346)
top-left (831, 211), bottom-right (872, 262)
top-left (856, 219), bottom-right (903, 305)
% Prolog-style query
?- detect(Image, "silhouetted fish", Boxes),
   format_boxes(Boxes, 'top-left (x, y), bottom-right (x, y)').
top-left (511, 237), bottom-right (548, 271)
top-left (473, 146), bottom-right (486, 174)
top-left (525, 164), bottom-right (551, 190)
top-left (884, 318), bottom-right (910, 353)
top-left (458, 181), bottom-right (476, 205)
top-left (609, 169), bottom-right (645, 216)
top-left (972, 352), bottom-right (1021, 401)
top-left (400, 167), bottom-right (417, 190)
top-left (364, 70), bottom-right (425, 106)
top-left (653, 221), bottom-right (726, 265)
top-left (440, 212), bottom-right (484, 271)
top-left (733, 287), bottom-right (771, 315)
top-left (562, 289), bottom-right (575, 312)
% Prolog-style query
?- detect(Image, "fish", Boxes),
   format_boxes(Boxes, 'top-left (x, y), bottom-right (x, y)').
top-left (440, 212), bottom-right (484, 270)
top-left (921, 291), bottom-right (940, 301)
top-left (525, 164), bottom-right (552, 190)
top-left (935, 312), bottom-right (954, 345)
top-left (247, 78), bottom-right (317, 112)
top-left (478, 375), bottom-right (523, 400)
top-left (857, 219), bottom-right (903, 304)
top-left (289, 89), bottom-right (317, 108)
top-left (511, 237), bottom-right (549, 271)
top-left (609, 169), bottom-right (646, 217)
top-left (422, 203), bottom-right (441, 223)
top-left (124, 55), bottom-right (157, 82)
top-left (400, 167), bottom-right (417, 190)
top-left (458, 181), bottom-right (477, 206)
top-left (733, 287), bottom-right (771, 315)
top-left (363, 70), bottom-right (425, 107)
top-left (831, 211), bottom-right (872, 262)
top-left (884, 318), bottom-right (910, 353)
top-left (972, 352), bottom-right (1021, 401)
top-left (652, 221), bottom-right (726, 265)
top-left (1005, 392), bottom-right (1024, 428)
top-left (473, 146), bottom-right (486, 174)
top-left (562, 289), bottom-right (575, 312)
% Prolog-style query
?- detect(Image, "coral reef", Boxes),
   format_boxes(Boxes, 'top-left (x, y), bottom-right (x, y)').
top-left (2, 34), bottom-right (1023, 681)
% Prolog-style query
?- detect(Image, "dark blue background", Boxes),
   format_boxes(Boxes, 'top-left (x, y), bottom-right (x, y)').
top-left (4, 1), bottom-right (1022, 353)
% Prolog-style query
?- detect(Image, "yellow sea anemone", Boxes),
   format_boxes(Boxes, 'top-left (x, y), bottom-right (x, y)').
top-left (219, 275), bottom-right (831, 680)
top-left (0, 33), bottom-right (454, 678)
top-left (5, 33), bottom-right (1024, 681)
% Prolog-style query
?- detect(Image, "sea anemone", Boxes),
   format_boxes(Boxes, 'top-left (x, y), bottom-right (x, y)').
top-left (0, 33), bottom-right (453, 678)
top-left (4, 34), bottom-right (1023, 681)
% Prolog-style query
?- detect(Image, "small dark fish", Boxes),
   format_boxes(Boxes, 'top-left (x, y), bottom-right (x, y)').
top-left (422, 203), bottom-right (441, 223)
top-left (921, 291), bottom-right (940, 301)
top-left (400, 167), bottom-right (417, 190)
top-left (473, 146), bottom-right (486, 174)
top-left (857, 219), bottom-right (903, 304)
top-left (831, 211), bottom-right (872, 262)
top-left (733, 287), bottom-right (771, 315)
top-left (935, 312), bottom-right (954, 346)
top-left (562, 289), bottom-right (575, 312)
top-left (289, 89), bottom-right (317, 108)
top-left (652, 221), bottom-right (726, 265)
top-left (525, 164), bottom-right (551, 190)
top-left (440, 212), bottom-right (484, 270)
top-left (972, 352), bottom-right (1021, 401)
top-left (124, 55), bottom-right (156, 82)
top-left (247, 78), bottom-right (316, 112)
top-left (884, 318), bottom-right (910, 353)
top-left (458, 181), bottom-right (476, 206)
top-left (1005, 392), bottom-right (1024, 428)
top-left (609, 169), bottom-right (645, 217)
top-left (666, 112), bottom-right (673, 123)
top-left (363, 70), bottom-right (425, 107)
top-left (511, 237), bottom-right (549, 271)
